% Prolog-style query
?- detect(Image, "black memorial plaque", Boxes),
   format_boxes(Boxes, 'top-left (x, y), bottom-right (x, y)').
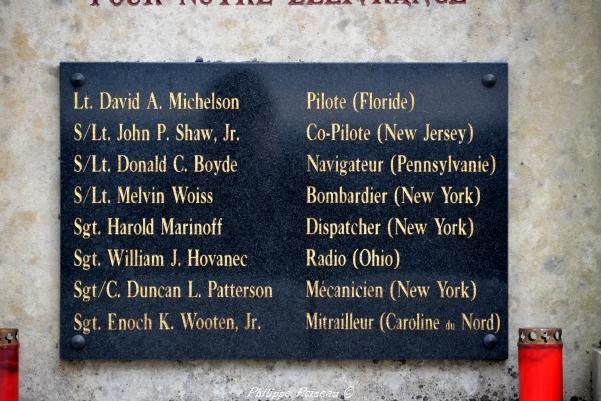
top-left (60, 62), bottom-right (508, 360)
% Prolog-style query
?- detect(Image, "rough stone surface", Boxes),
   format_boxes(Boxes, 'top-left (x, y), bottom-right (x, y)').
top-left (0, 1), bottom-right (600, 400)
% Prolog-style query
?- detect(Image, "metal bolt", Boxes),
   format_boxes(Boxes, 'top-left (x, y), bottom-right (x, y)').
top-left (529, 331), bottom-right (537, 341)
top-left (71, 73), bottom-right (85, 87)
top-left (482, 73), bottom-right (496, 88)
top-left (71, 334), bottom-right (86, 350)
top-left (483, 334), bottom-right (497, 350)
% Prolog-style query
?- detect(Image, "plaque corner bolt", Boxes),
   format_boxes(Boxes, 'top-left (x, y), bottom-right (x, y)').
top-left (483, 333), bottom-right (498, 350)
top-left (71, 73), bottom-right (85, 87)
top-left (482, 73), bottom-right (496, 88)
top-left (70, 334), bottom-right (86, 350)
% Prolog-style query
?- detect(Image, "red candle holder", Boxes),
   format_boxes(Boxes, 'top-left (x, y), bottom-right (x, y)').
top-left (518, 327), bottom-right (563, 401)
top-left (0, 329), bottom-right (18, 401)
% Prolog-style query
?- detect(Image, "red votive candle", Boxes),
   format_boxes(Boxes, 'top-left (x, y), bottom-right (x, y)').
top-left (518, 327), bottom-right (563, 401)
top-left (0, 329), bottom-right (18, 401)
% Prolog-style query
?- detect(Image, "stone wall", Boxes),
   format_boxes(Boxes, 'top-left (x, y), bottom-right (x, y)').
top-left (0, 0), bottom-right (599, 399)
